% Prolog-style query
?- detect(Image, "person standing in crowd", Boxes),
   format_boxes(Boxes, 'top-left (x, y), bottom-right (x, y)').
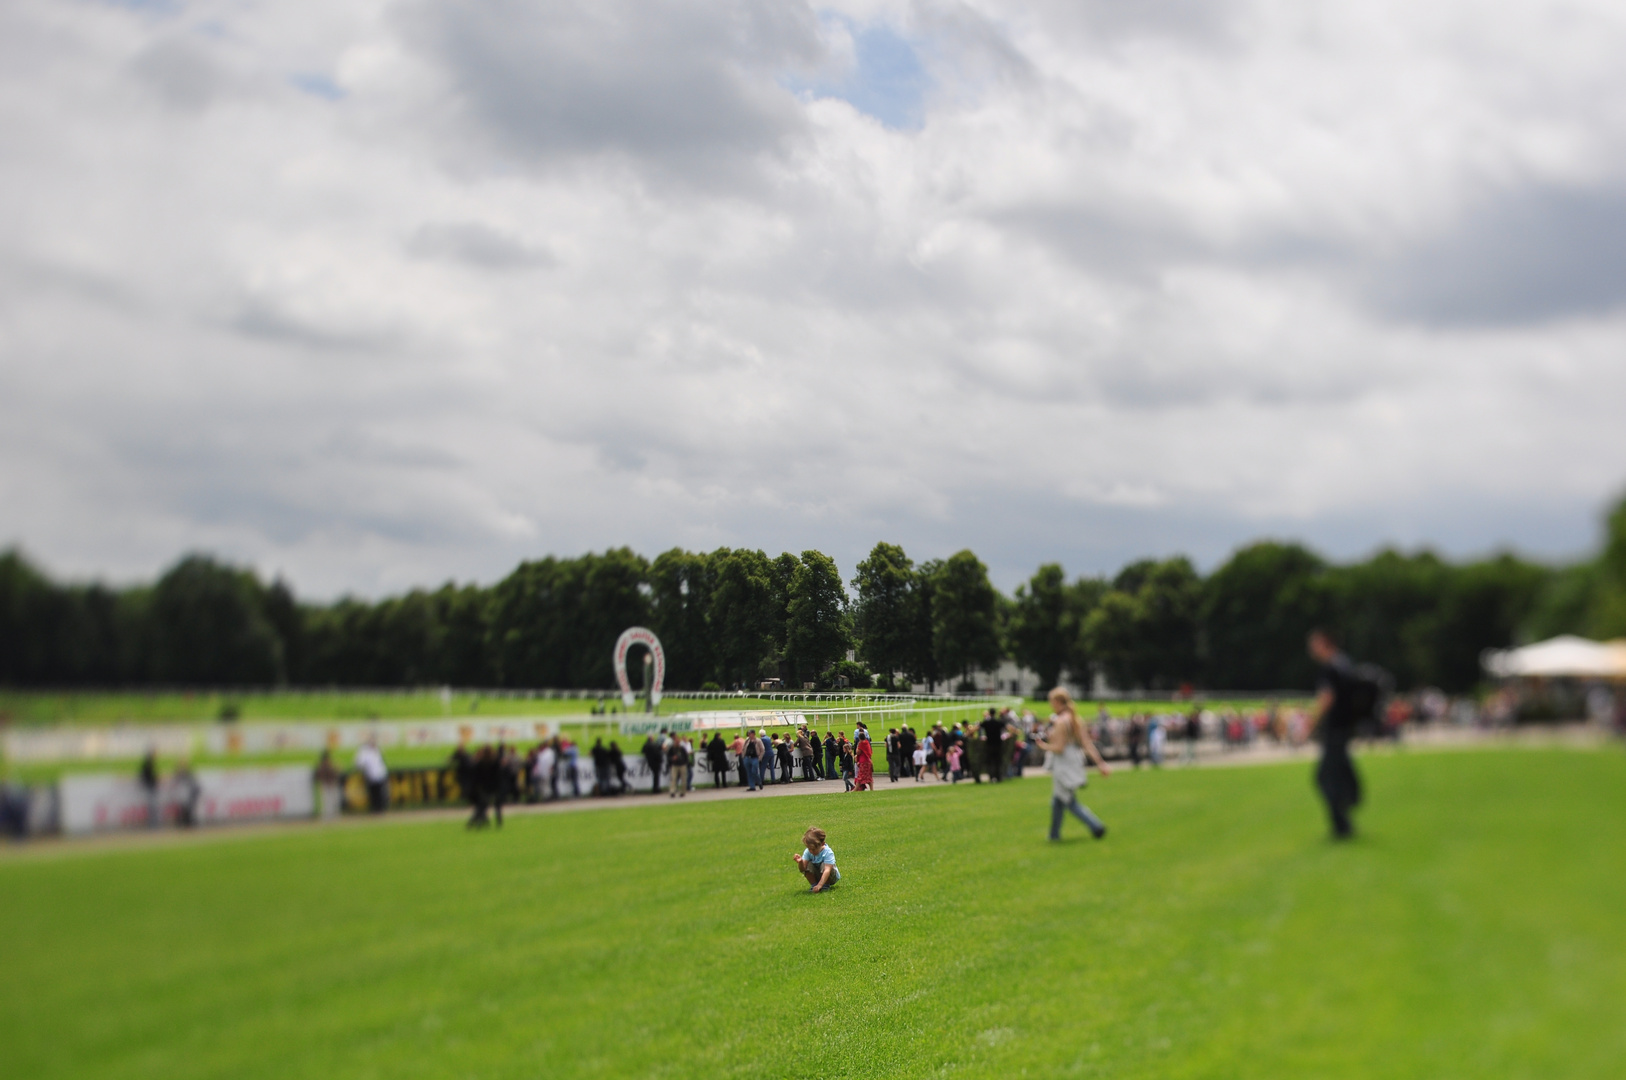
top-left (980, 709), bottom-right (1007, 782)
top-left (742, 729), bottom-right (764, 791)
top-left (897, 725), bottom-right (917, 780)
top-left (314, 748), bottom-right (341, 820)
top-left (731, 730), bottom-right (749, 787)
top-left (885, 728), bottom-right (900, 783)
top-left (609, 741), bottom-right (627, 795)
top-left (796, 728), bottom-right (817, 781)
top-left (591, 738), bottom-right (612, 797)
top-left (666, 736), bottom-right (691, 798)
top-left (762, 730), bottom-right (778, 785)
top-left (642, 732), bottom-right (664, 795)
top-left (172, 760), bottom-right (200, 827)
top-left (1127, 714), bottom-right (1146, 769)
top-left (707, 732), bottom-right (730, 789)
top-left (562, 736), bottom-right (581, 798)
top-left (1184, 706), bottom-right (1201, 764)
top-left (947, 740), bottom-right (964, 782)
top-left (1307, 628), bottom-right (1364, 840)
top-left (1043, 688), bottom-right (1111, 841)
top-left (823, 730), bottom-right (839, 783)
top-left (776, 734), bottom-right (795, 784)
top-left (139, 747), bottom-right (160, 827)
top-left (355, 737), bottom-right (389, 813)
top-left (1148, 717), bottom-right (1166, 768)
top-left (466, 746), bottom-right (493, 827)
top-left (535, 739), bottom-right (558, 801)
top-left (839, 738), bottom-right (856, 791)
top-left (911, 739), bottom-right (928, 781)
top-left (854, 725), bottom-right (874, 791)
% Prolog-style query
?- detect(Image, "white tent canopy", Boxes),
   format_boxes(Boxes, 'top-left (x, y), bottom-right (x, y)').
top-left (1483, 635), bottom-right (1626, 679)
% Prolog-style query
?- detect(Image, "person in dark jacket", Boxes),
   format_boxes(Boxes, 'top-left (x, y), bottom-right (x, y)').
top-left (823, 732), bottom-right (839, 782)
top-left (139, 748), bottom-right (160, 827)
top-left (467, 746), bottom-right (494, 828)
top-left (641, 734), bottom-right (664, 794)
top-left (666, 737), bottom-right (691, 798)
top-left (775, 735), bottom-right (795, 783)
top-left (591, 738), bottom-right (612, 797)
top-left (1307, 629), bottom-right (1365, 839)
top-left (609, 741), bottom-right (627, 795)
top-left (707, 733), bottom-right (731, 789)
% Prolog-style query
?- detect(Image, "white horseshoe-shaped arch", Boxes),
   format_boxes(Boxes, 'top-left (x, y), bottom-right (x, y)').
top-left (613, 627), bottom-right (666, 708)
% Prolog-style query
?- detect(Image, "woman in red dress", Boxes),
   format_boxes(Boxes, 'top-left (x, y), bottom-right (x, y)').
top-left (853, 725), bottom-right (874, 791)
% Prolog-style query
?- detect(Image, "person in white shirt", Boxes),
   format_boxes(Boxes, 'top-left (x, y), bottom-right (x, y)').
top-left (354, 738), bottom-right (389, 813)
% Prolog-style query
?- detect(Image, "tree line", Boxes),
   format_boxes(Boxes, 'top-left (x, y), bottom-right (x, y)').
top-left (2, 495), bottom-right (1623, 694)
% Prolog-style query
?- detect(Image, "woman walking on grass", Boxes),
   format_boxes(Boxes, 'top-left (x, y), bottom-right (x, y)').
top-left (1044, 688), bottom-right (1111, 841)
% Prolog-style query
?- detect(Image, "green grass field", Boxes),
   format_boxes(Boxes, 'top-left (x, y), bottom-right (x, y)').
top-left (6, 748), bottom-right (1617, 1078)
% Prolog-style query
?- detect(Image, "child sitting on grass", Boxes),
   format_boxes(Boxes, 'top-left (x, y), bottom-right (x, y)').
top-left (794, 827), bottom-right (841, 893)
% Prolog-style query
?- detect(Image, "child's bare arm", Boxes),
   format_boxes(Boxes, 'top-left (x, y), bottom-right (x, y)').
top-left (813, 864), bottom-right (834, 892)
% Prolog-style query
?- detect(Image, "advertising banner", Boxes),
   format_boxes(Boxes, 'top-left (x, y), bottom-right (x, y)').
top-left (59, 766), bottom-right (315, 835)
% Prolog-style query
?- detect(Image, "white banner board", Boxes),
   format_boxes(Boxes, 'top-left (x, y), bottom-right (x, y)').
top-left (59, 767), bottom-right (315, 835)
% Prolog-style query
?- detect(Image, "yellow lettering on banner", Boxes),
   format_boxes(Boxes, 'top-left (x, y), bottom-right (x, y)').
top-left (425, 771), bottom-right (440, 801)
top-left (445, 773), bottom-right (461, 803)
top-left (344, 773), bottom-right (367, 812)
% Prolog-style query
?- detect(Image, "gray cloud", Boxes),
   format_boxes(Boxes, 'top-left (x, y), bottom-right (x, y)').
top-left (1364, 182), bottom-right (1626, 327)
top-left (397, 0), bottom-right (822, 181)
top-left (407, 222), bottom-right (555, 270)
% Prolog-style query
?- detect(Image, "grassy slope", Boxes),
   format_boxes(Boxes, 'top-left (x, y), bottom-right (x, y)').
top-left (3, 748), bottom-right (1619, 1079)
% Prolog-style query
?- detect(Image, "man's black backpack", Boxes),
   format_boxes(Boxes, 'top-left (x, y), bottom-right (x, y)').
top-left (1346, 663), bottom-right (1394, 737)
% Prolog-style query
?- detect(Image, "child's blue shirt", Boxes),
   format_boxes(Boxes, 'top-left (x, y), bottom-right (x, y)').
top-left (803, 845), bottom-right (840, 880)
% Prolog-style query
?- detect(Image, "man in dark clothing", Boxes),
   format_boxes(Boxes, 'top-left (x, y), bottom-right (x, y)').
top-left (1308, 629), bottom-right (1364, 839)
top-left (608, 741), bottom-right (627, 795)
top-left (776, 735), bottom-right (795, 783)
top-left (707, 733), bottom-right (730, 788)
top-left (823, 732), bottom-right (839, 782)
top-left (138, 748), bottom-right (160, 827)
top-left (897, 726), bottom-right (917, 779)
top-left (979, 710), bottom-right (1007, 782)
top-left (642, 734), bottom-right (664, 794)
top-left (885, 729), bottom-right (900, 782)
top-left (591, 738), bottom-right (612, 797)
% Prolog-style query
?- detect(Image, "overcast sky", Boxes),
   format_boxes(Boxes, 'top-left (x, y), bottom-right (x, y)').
top-left (3, 0), bottom-right (1626, 598)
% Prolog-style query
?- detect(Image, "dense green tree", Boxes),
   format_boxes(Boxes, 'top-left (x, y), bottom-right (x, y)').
top-left (785, 550), bottom-right (851, 686)
top-left (1083, 557), bottom-right (1201, 690)
top-left (908, 558), bottom-right (944, 691)
top-left (488, 549), bottom-right (649, 688)
top-left (851, 542), bottom-right (916, 689)
top-left (930, 550), bottom-right (1002, 689)
top-left (647, 548), bottom-right (715, 690)
top-left (1201, 542), bottom-right (1332, 690)
top-left (1412, 555), bottom-right (1549, 691)
top-left (149, 555), bottom-right (285, 684)
top-left (708, 548), bottom-right (777, 687)
top-left (1008, 564), bottom-right (1070, 693)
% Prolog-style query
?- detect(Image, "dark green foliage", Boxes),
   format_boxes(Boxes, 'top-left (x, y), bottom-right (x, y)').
top-left (149, 555), bottom-right (286, 684)
top-left (4, 488), bottom-right (1625, 694)
top-left (1084, 557), bottom-right (1202, 690)
top-left (1201, 542), bottom-right (1332, 690)
top-left (930, 550), bottom-right (1002, 685)
top-left (851, 542), bottom-right (918, 688)
top-left (707, 548), bottom-right (777, 688)
top-left (488, 549), bottom-right (649, 688)
top-left (1007, 563), bottom-right (1068, 692)
top-left (647, 549), bottom-right (715, 690)
top-left (784, 551), bottom-right (851, 686)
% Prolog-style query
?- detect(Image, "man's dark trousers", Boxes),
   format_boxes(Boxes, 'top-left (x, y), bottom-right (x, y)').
top-left (1316, 736), bottom-right (1361, 838)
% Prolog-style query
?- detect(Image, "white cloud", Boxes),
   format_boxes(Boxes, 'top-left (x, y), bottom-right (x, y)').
top-left (2, 0), bottom-right (1624, 598)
